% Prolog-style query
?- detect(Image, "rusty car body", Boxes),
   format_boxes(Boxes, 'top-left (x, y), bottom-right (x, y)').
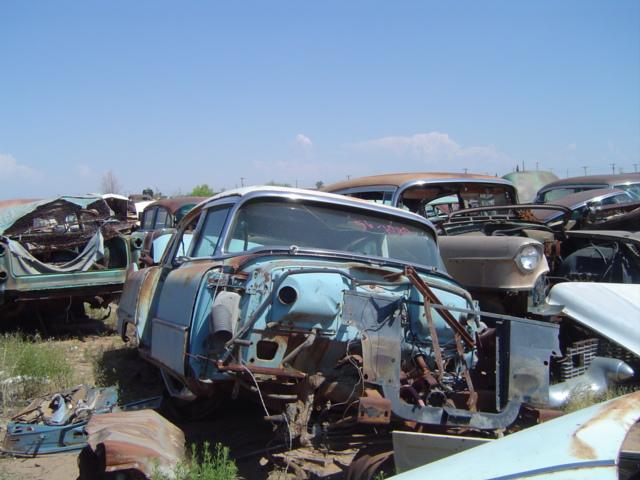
top-left (535, 172), bottom-right (640, 204)
top-left (118, 186), bottom-right (567, 445)
top-left (443, 205), bottom-right (640, 285)
top-left (130, 196), bottom-right (206, 267)
top-left (323, 173), bottom-right (549, 317)
top-left (533, 188), bottom-right (637, 228)
top-left (80, 409), bottom-right (185, 479)
top-left (0, 195), bottom-right (132, 318)
top-left (390, 390), bottom-right (640, 480)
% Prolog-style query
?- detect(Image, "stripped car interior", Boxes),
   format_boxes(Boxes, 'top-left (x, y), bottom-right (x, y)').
top-left (0, 195), bottom-right (131, 318)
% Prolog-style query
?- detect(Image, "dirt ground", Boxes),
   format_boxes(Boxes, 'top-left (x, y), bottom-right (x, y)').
top-left (1, 308), bottom-right (638, 480)
top-left (0, 308), bottom-right (164, 480)
top-left (0, 308), bottom-right (358, 480)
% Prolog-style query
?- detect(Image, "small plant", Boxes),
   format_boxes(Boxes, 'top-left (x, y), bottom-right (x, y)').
top-left (0, 333), bottom-right (74, 411)
top-left (563, 384), bottom-right (640, 413)
top-left (153, 441), bottom-right (238, 480)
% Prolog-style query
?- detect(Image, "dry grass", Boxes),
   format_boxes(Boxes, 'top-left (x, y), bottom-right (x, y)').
top-left (562, 384), bottom-right (640, 413)
top-left (0, 333), bottom-right (74, 412)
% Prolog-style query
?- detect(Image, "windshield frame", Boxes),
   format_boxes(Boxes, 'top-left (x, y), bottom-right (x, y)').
top-left (180, 190), bottom-right (442, 270)
top-left (394, 178), bottom-right (518, 210)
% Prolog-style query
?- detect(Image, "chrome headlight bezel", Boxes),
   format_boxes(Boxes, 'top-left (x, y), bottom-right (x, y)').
top-left (515, 243), bottom-right (542, 273)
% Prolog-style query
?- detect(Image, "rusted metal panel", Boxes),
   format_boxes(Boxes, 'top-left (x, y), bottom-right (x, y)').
top-left (358, 396), bottom-right (392, 425)
top-left (84, 409), bottom-right (185, 478)
top-left (390, 391), bottom-right (640, 480)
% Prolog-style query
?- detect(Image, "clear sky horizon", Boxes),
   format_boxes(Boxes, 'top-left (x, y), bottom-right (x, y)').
top-left (1, 1), bottom-right (638, 198)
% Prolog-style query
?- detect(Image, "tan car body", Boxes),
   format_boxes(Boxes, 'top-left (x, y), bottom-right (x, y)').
top-left (438, 236), bottom-right (548, 291)
top-left (324, 173), bottom-right (547, 313)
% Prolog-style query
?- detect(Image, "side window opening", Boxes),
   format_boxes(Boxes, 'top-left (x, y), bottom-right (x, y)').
top-left (155, 208), bottom-right (169, 228)
top-left (142, 208), bottom-right (156, 230)
top-left (190, 207), bottom-right (231, 258)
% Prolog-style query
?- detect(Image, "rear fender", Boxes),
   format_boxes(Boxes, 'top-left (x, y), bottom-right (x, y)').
top-left (117, 263), bottom-right (163, 346)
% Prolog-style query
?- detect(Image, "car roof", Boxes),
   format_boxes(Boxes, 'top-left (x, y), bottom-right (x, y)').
top-left (323, 172), bottom-right (510, 192)
top-left (183, 186), bottom-right (439, 235)
top-left (539, 173), bottom-right (640, 191)
top-left (143, 197), bottom-right (209, 214)
top-left (547, 188), bottom-right (628, 208)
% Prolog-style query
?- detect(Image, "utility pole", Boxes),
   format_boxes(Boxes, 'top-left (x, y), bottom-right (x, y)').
top-left (463, 168), bottom-right (468, 174)
top-left (582, 166), bottom-right (588, 175)
top-left (535, 161), bottom-right (539, 171)
top-left (240, 177), bottom-right (245, 187)
top-left (634, 163), bottom-right (638, 173)
top-left (610, 163), bottom-right (616, 174)
top-left (347, 175), bottom-right (351, 180)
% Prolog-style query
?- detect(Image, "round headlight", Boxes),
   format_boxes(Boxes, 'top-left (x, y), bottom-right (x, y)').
top-left (516, 244), bottom-right (541, 272)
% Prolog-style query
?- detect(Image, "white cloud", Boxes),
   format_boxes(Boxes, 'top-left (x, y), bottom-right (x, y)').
top-left (348, 132), bottom-right (510, 174)
top-left (0, 153), bottom-right (40, 181)
top-left (294, 134), bottom-right (312, 149)
top-left (567, 142), bottom-right (577, 151)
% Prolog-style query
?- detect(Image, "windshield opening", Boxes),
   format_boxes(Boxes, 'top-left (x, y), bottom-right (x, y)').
top-left (223, 198), bottom-right (444, 269)
top-left (616, 183), bottom-right (640, 200)
top-left (399, 183), bottom-right (515, 220)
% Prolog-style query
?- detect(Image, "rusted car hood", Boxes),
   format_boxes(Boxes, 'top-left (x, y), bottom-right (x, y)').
top-left (391, 391), bottom-right (640, 479)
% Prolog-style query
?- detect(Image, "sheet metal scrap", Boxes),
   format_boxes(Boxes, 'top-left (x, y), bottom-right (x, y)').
top-left (390, 390), bottom-right (640, 480)
top-left (82, 409), bottom-right (185, 479)
top-left (1, 385), bottom-right (161, 456)
top-left (1, 385), bottom-right (118, 455)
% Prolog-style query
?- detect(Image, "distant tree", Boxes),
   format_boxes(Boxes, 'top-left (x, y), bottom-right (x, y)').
top-left (189, 184), bottom-right (215, 196)
top-left (100, 170), bottom-right (122, 194)
top-left (315, 181), bottom-right (324, 190)
top-left (266, 180), bottom-right (292, 187)
top-left (142, 188), bottom-right (154, 197)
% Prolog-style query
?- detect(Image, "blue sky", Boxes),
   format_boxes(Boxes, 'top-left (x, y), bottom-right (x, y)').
top-left (1, 1), bottom-right (638, 198)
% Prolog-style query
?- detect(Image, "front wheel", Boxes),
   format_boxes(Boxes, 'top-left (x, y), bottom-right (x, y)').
top-left (159, 370), bottom-right (224, 421)
top-left (346, 446), bottom-right (395, 480)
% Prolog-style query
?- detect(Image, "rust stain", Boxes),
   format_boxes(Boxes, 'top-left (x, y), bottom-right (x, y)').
top-left (85, 409), bottom-right (185, 477)
top-left (570, 391), bottom-right (640, 460)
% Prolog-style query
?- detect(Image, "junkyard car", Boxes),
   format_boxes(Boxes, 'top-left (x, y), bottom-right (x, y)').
top-left (535, 172), bottom-right (640, 203)
top-left (100, 194), bottom-right (138, 228)
top-left (534, 188), bottom-right (636, 225)
top-left (119, 186), bottom-right (565, 438)
top-left (130, 197), bottom-right (206, 267)
top-left (323, 173), bottom-right (549, 317)
top-left (443, 205), bottom-right (640, 285)
top-left (0, 195), bottom-right (131, 319)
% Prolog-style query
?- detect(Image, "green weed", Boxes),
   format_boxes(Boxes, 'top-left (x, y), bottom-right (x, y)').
top-left (153, 441), bottom-right (238, 480)
top-left (0, 333), bottom-right (73, 411)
